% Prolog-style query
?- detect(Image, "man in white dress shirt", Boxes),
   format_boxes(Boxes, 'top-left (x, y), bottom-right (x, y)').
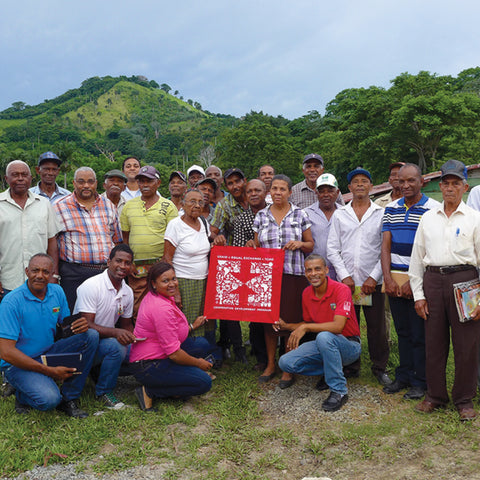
top-left (410, 159), bottom-right (480, 421)
top-left (327, 168), bottom-right (391, 386)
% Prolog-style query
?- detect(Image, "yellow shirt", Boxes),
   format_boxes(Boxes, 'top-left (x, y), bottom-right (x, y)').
top-left (120, 196), bottom-right (178, 261)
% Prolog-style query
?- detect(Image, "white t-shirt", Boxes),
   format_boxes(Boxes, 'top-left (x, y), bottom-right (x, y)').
top-left (73, 270), bottom-right (134, 328)
top-left (164, 216), bottom-right (211, 279)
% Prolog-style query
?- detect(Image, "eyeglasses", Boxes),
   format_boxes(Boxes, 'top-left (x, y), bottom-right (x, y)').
top-left (75, 179), bottom-right (96, 185)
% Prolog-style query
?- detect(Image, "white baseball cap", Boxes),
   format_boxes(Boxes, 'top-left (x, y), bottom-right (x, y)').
top-left (187, 165), bottom-right (205, 177)
top-left (316, 173), bottom-right (338, 189)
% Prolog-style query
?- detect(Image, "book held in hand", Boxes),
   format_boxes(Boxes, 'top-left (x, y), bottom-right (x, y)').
top-left (352, 286), bottom-right (372, 306)
top-left (40, 352), bottom-right (83, 372)
top-left (453, 278), bottom-right (480, 323)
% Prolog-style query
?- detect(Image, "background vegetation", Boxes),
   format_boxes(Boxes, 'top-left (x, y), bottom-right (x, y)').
top-left (2, 69), bottom-right (480, 192)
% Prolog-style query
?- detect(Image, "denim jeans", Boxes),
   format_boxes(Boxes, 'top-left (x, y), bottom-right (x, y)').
top-left (133, 337), bottom-right (214, 399)
top-left (93, 338), bottom-right (128, 396)
top-left (278, 332), bottom-right (361, 395)
top-left (4, 329), bottom-right (99, 410)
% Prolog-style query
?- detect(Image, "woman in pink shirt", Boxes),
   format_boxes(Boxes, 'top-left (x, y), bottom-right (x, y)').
top-left (130, 262), bottom-right (214, 410)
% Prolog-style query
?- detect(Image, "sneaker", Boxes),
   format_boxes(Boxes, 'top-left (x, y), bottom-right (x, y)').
top-left (96, 392), bottom-right (125, 410)
top-left (322, 391), bottom-right (349, 412)
top-left (56, 399), bottom-right (88, 418)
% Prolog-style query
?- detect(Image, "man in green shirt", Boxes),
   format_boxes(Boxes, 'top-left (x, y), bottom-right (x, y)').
top-left (120, 166), bottom-right (178, 316)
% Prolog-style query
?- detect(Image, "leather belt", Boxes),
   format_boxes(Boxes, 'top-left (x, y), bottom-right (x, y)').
top-left (426, 265), bottom-right (476, 275)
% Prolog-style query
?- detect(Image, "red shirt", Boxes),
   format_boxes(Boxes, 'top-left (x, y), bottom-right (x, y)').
top-left (302, 279), bottom-right (360, 338)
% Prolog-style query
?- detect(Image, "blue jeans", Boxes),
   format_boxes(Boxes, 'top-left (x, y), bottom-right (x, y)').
top-left (4, 329), bottom-right (99, 410)
top-left (133, 337), bottom-right (214, 399)
top-left (278, 332), bottom-right (361, 395)
top-left (389, 296), bottom-right (426, 389)
top-left (93, 338), bottom-right (128, 396)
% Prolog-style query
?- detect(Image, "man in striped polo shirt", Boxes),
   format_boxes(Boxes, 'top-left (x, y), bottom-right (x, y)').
top-left (381, 163), bottom-right (440, 399)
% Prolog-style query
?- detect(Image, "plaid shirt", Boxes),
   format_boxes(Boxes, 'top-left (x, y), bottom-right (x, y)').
top-left (253, 204), bottom-right (311, 275)
top-left (211, 194), bottom-right (248, 245)
top-left (54, 193), bottom-right (122, 264)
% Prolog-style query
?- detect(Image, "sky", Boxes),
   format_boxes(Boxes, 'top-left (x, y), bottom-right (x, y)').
top-left (1, 0), bottom-right (480, 120)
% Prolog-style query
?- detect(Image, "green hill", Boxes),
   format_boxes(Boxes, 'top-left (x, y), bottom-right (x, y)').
top-left (0, 75), bottom-right (239, 191)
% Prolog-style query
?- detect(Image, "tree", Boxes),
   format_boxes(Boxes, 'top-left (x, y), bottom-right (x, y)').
top-left (198, 145), bottom-right (216, 167)
top-left (160, 83), bottom-right (172, 94)
top-left (12, 101), bottom-right (26, 111)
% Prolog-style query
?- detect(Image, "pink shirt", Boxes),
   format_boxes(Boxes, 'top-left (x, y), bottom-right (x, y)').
top-left (130, 292), bottom-right (189, 362)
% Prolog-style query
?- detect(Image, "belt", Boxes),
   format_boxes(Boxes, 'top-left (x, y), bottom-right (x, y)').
top-left (426, 265), bottom-right (476, 275)
top-left (347, 336), bottom-right (361, 343)
top-left (77, 263), bottom-right (107, 270)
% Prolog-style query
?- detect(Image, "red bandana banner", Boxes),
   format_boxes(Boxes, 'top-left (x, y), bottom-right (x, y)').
top-left (204, 246), bottom-right (285, 323)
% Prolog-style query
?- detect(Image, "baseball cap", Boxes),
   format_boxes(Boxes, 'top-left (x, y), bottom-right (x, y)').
top-left (224, 168), bottom-right (246, 181)
top-left (316, 173), bottom-right (338, 189)
top-left (38, 151), bottom-right (61, 166)
top-left (187, 165), bottom-right (205, 177)
top-left (196, 177), bottom-right (217, 191)
top-left (303, 153), bottom-right (324, 166)
top-left (347, 167), bottom-right (372, 184)
top-left (169, 171), bottom-right (187, 183)
top-left (440, 159), bottom-right (467, 180)
top-left (135, 165), bottom-right (160, 180)
top-left (104, 169), bottom-right (127, 182)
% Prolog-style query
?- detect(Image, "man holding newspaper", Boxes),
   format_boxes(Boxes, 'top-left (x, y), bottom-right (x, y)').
top-left (409, 159), bottom-right (480, 421)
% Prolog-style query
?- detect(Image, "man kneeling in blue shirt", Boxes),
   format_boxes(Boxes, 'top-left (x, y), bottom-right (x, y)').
top-left (0, 254), bottom-right (98, 417)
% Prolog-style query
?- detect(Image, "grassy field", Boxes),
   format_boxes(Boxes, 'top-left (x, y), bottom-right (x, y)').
top-left (1, 322), bottom-right (479, 480)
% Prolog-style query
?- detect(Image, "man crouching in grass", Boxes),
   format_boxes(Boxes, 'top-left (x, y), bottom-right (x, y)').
top-left (278, 254), bottom-right (361, 412)
top-left (0, 254), bottom-right (98, 418)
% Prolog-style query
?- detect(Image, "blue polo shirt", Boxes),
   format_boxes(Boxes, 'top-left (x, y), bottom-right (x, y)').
top-left (0, 282), bottom-right (70, 368)
top-left (382, 194), bottom-right (440, 270)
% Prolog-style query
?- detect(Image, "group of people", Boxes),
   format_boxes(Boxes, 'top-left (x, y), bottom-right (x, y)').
top-left (1, 150), bottom-right (480, 420)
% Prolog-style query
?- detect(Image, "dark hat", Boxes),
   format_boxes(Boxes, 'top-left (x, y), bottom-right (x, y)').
top-left (104, 169), bottom-right (127, 182)
top-left (389, 162), bottom-right (405, 171)
top-left (440, 159), bottom-right (467, 180)
top-left (196, 177), bottom-right (217, 191)
top-left (38, 151), bottom-right (61, 166)
top-left (303, 153), bottom-right (324, 166)
top-left (135, 165), bottom-right (160, 180)
top-left (224, 168), bottom-right (246, 181)
top-left (169, 171), bottom-right (187, 183)
top-left (347, 167), bottom-right (372, 184)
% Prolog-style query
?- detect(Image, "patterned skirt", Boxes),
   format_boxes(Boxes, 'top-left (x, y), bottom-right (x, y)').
top-left (177, 277), bottom-right (215, 337)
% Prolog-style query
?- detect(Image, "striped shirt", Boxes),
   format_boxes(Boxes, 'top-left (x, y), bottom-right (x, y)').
top-left (30, 183), bottom-right (70, 203)
top-left (54, 193), bottom-right (122, 264)
top-left (382, 194), bottom-right (440, 270)
top-left (120, 195), bottom-right (178, 260)
top-left (252, 204), bottom-right (312, 276)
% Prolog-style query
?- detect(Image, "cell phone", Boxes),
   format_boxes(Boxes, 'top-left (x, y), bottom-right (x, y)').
top-left (134, 337), bottom-right (147, 342)
top-left (204, 354), bottom-right (215, 365)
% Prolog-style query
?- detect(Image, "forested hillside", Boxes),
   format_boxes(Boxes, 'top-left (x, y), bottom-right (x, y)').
top-left (1, 69), bottom-right (480, 192)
